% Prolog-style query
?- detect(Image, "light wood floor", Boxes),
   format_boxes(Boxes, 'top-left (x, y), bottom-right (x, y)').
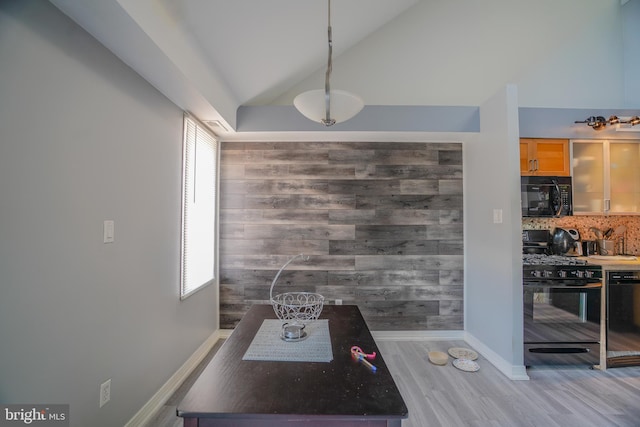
top-left (148, 339), bottom-right (640, 427)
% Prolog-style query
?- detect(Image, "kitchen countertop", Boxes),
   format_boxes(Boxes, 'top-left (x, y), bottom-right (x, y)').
top-left (582, 255), bottom-right (640, 271)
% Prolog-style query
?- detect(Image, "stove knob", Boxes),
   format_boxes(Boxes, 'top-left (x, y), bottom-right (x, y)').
top-left (575, 270), bottom-right (584, 278)
top-left (531, 270), bottom-right (542, 278)
top-left (585, 270), bottom-right (594, 278)
top-left (544, 270), bottom-right (553, 278)
top-left (558, 270), bottom-right (567, 278)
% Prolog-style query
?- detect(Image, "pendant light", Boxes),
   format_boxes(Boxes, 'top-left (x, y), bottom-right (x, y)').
top-left (294, 0), bottom-right (364, 126)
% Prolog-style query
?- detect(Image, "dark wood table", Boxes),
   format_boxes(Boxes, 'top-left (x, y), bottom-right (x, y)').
top-left (177, 304), bottom-right (408, 426)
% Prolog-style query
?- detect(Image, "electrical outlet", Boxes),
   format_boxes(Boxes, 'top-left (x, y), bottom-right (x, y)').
top-left (99, 379), bottom-right (111, 408)
top-left (335, 299), bottom-right (343, 305)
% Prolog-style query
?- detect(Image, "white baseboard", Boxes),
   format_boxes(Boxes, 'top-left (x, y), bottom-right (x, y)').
top-left (372, 330), bottom-right (465, 341)
top-left (124, 330), bottom-right (222, 427)
top-left (372, 330), bottom-right (529, 381)
top-left (219, 328), bottom-right (233, 339)
top-left (464, 332), bottom-right (529, 381)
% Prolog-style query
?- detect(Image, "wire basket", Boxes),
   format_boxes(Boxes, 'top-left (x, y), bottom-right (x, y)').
top-left (269, 254), bottom-right (324, 325)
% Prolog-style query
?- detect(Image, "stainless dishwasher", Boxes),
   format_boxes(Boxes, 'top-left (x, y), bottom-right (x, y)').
top-left (607, 271), bottom-right (640, 367)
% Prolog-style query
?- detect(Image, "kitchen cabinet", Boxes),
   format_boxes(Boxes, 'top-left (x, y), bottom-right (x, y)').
top-left (520, 138), bottom-right (570, 176)
top-left (572, 140), bottom-right (640, 214)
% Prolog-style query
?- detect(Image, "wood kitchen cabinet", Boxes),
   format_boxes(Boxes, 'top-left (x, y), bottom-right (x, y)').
top-left (520, 138), bottom-right (570, 176)
top-left (572, 140), bottom-right (640, 214)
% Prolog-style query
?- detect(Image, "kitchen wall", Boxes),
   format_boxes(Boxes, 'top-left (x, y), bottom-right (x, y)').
top-left (0, 2), bottom-right (217, 426)
top-left (465, 85), bottom-right (526, 378)
top-left (523, 216), bottom-right (640, 255)
top-left (219, 141), bottom-right (464, 330)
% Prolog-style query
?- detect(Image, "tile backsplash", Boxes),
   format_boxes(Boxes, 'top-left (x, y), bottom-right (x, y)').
top-left (522, 215), bottom-right (640, 255)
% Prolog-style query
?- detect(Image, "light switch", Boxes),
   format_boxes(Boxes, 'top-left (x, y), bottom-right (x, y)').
top-left (103, 220), bottom-right (114, 243)
top-left (493, 209), bottom-right (503, 224)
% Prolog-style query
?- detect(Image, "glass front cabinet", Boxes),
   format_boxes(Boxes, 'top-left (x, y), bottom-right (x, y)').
top-left (572, 140), bottom-right (640, 215)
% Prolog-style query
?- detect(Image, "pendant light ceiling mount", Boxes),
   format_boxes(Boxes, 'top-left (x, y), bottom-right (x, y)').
top-left (294, 0), bottom-right (364, 127)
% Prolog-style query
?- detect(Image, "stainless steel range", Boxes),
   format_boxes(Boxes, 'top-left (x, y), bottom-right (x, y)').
top-left (523, 231), bottom-right (603, 367)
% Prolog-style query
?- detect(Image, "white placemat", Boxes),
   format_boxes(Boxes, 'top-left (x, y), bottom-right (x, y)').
top-left (242, 319), bottom-right (333, 362)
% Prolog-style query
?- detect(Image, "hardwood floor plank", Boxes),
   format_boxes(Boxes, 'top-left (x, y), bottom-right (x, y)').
top-left (150, 339), bottom-right (640, 427)
top-left (376, 341), bottom-right (640, 427)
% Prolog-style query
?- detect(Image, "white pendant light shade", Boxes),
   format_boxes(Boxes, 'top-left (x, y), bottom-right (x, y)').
top-left (294, 89), bottom-right (364, 125)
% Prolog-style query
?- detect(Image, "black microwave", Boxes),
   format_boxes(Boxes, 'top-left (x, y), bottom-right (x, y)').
top-left (521, 176), bottom-right (572, 217)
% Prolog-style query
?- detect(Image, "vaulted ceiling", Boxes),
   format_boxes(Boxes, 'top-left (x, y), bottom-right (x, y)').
top-left (49, 0), bottom-right (631, 140)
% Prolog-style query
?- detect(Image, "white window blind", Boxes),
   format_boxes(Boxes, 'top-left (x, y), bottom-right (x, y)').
top-left (180, 114), bottom-right (218, 299)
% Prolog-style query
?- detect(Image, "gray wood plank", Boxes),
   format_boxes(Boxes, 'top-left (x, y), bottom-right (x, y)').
top-left (355, 255), bottom-right (464, 271)
top-left (372, 149), bottom-right (439, 165)
top-left (219, 150), bottom-right (264, 164)
top-left (329, 239), bottom-right (438, 256)
top-left (437, 240), bottom-right (464, 255)
top-left (328, 149), bottom-right (376, 164)
top-left (220, 164), bottom-right (245, 179)
top-left (262, 209), bottom-right (330, 223)
top-left (244, 195), bottom-right (355, 210)
top-left (356, 194), bottom-right (463, 210)
top-left (426, 224), bottom-right (463, 240)
top-left (438, 149), bottom-right (463, 165)
top-left (355, 225), bottom-right (428, 240)
top-left (220, 239), bottom-right (329, 255)
top-left (243, 224), bottom-right (355, 240)
top-left (327, 270), bottom-right (440, 287)
top-left (438, 179), bottom-right (463, 194)
top-left (373, 165), bottom-right (463, 179)
top-left (439, 209), bottom-right (463, 224)
top-left (329, 209), bottom-right (440, 225)
top-left (328, 209), bottom-right (377, 224)
top-left (328, 179), bottom-right (402, 195)
top-left (262, 149), bottom-right (329, 164)
top-left (221, 269), bottom-right (328, 286)
top-left (221, 209), bottom-right (331, 225)
top-left (354, 285), bottom-right (462, 301)
top-left (246, 179), bottom-right (329, 194)
top-left (221, 255), bottom-right (356, 271)
top-left (219, 209), bottom-right (264, 224)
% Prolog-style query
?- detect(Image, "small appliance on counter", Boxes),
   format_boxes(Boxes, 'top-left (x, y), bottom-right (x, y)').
top-left (551, 227), bottom-right (582, 256)
top-left (522, 229), bottom-right (551, 254)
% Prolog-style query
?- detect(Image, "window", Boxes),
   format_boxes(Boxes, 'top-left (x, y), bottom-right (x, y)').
top-left (180, 114), bottom-right (218, 299)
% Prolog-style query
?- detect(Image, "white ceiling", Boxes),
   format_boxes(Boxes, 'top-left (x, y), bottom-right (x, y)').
top-left (49, 0), bottom-right (632, 140)
top-left (49, 0), bottom-right (418, 135)
top-left (176, 0), bottom-right (418, 106)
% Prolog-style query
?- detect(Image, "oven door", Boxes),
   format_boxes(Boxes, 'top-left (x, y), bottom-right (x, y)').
top-left (524, 282), bottom-right (601, 366)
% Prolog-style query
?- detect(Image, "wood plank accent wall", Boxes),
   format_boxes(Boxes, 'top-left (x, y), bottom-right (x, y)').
top-left (219, 141), bottom-right (463, 330)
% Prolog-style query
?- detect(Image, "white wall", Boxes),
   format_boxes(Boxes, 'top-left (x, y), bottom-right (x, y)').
top-left (0, 2), bottom-right (218, 426)
top-left (623, 0), bottom-right (640, 106)
top-left (464, 85), bottom-right (526, 379)
top-left (277, 0), bottom-right (625, 109)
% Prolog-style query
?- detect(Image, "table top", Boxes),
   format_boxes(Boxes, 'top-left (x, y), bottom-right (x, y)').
top-left (177, 304), bottom-right (408, 421)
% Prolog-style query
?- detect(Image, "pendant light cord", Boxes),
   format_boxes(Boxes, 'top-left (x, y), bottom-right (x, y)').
top-left (322, 0), bottom-right (335, 126)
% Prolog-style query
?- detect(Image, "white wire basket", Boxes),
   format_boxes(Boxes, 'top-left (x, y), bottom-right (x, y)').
top-left (269, 254), bottom-right (324, 330)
